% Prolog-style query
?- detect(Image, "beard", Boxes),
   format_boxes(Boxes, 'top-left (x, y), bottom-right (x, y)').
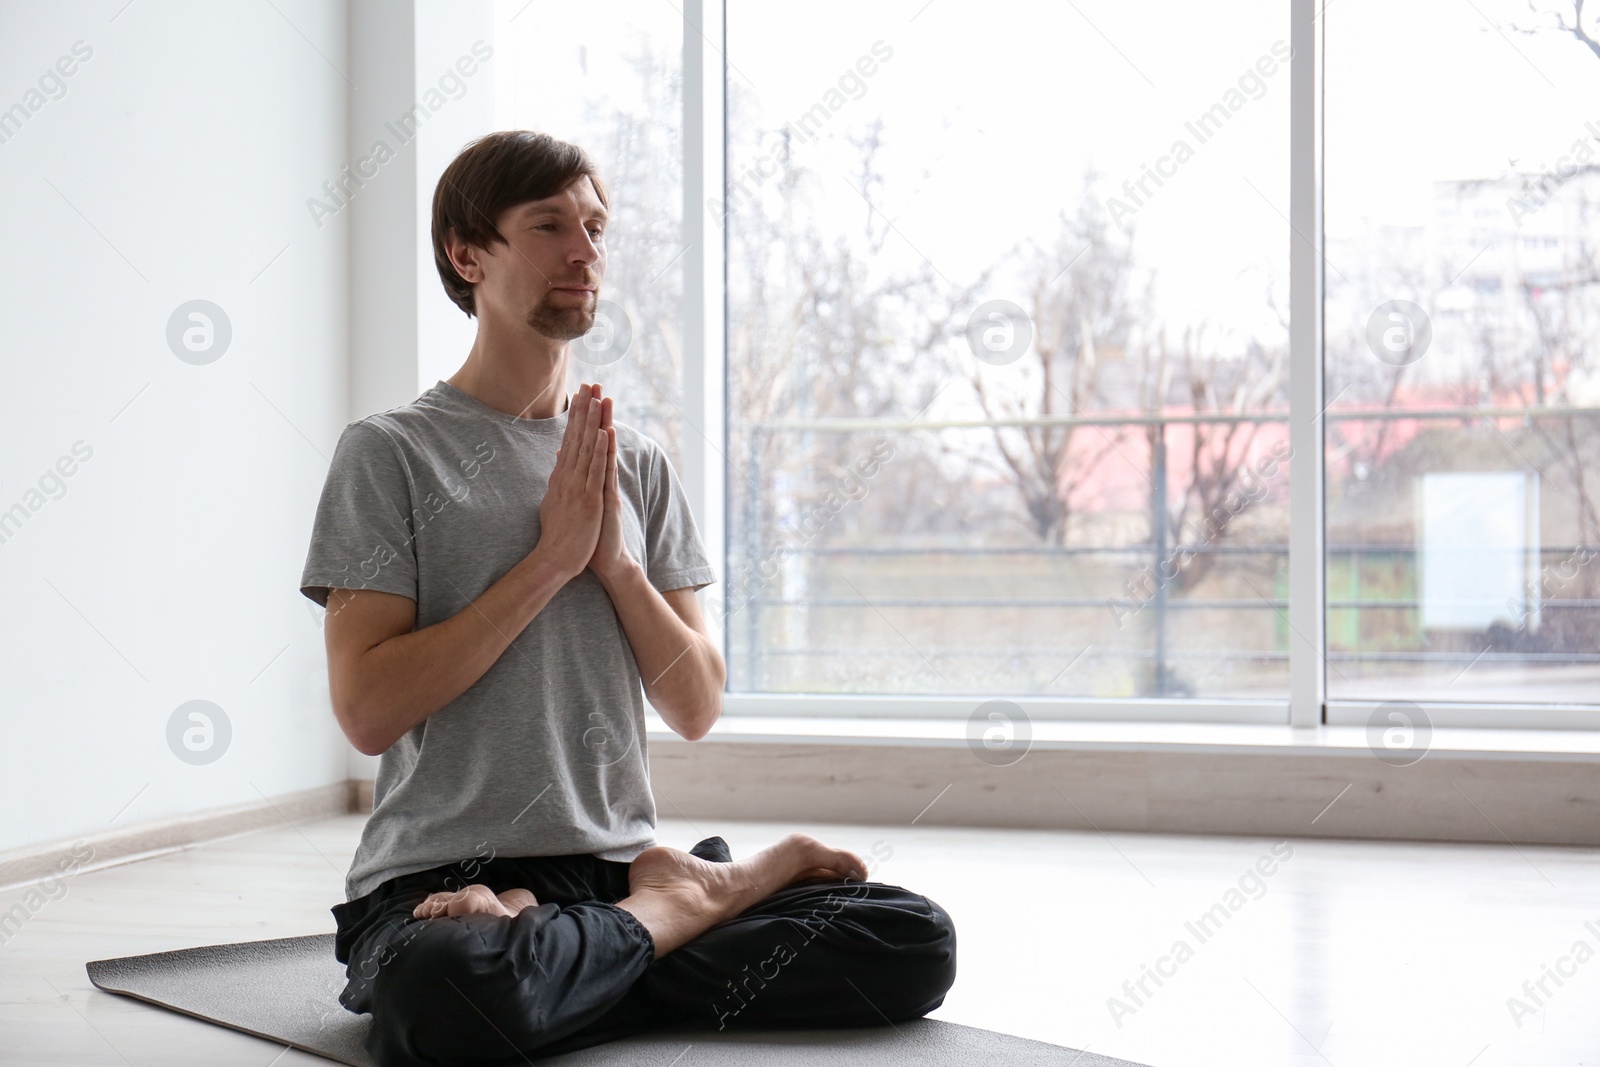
top-left (525, 289), bottom-right (596, 340)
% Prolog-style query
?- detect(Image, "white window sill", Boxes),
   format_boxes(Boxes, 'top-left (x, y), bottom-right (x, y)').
top-left (644, 711), bottom-right (1600, 762)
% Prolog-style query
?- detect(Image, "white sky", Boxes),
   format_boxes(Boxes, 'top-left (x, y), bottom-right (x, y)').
top-left (496, 0), bottom-right (1600, 354)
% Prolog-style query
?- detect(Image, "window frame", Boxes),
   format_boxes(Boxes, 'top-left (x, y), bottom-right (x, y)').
top-left (676, 0), bottom-right (1590, 730)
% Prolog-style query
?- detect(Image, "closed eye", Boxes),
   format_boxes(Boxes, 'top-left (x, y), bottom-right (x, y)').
top-left (537, 224), bottom-right (604, 238)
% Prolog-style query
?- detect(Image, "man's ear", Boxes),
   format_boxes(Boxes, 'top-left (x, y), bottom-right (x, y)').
top-left (447, 227), bottom-right (484, 284)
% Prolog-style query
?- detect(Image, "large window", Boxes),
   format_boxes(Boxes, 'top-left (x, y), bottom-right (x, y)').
top-left (1325, 0), bottom-right (1600, 706)
top-left (495, 0), bottom-right (689, 470)
top-left (724, 2), bottom-right (1291, 701)
top-left (492, 0), bottom-right (1600, 725)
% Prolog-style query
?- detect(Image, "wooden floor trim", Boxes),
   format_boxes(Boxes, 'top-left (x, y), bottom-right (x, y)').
top-left (4, 738), bottom-right (1594, 895)
top-left (0, 782), bottom-right (359, 893)
top-left (647, 739), bottom-right (1600, 847)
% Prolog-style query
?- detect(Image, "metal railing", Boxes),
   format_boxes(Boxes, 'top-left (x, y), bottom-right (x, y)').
top-left (728, 406), bottom-right (1600, 692)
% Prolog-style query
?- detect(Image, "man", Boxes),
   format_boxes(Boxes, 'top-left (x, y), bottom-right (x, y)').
top-left (299, 129), bottom-right (956, 1066)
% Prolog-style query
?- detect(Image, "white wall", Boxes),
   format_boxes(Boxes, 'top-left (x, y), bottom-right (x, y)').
top-left (412, 1), bottom-right (495, 393)
top-left (0, 0), bottom-right (357, 851)
top-left (343, 0), bottom-right (497, 781)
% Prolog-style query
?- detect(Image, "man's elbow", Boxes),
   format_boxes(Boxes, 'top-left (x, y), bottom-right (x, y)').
top-left (332, 695), bottom-right (390, 757)
top-left (680, 695), bottom-right (723, 742)
top-left (343, 720), bottom-right (390, 758)
top-left (681, 717), bottom-right (713, 742)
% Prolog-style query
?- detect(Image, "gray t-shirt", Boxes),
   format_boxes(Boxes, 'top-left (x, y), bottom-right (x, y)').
top-left (299, 379), bottom-right (717, 902)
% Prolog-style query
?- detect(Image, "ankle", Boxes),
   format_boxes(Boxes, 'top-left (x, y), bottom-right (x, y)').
top-left (616, 882), bottom-right (712, 958)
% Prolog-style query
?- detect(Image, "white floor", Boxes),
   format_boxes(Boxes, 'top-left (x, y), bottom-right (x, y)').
top-left (3, 813), bottom-right (1598, 1067)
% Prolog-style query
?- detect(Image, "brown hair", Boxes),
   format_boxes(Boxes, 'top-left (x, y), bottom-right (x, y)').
top-left (430, 130), bottom-right (610, 318)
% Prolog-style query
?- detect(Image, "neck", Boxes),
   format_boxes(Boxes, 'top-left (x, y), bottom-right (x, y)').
top-left (447, 311), bottom-right (571, 420)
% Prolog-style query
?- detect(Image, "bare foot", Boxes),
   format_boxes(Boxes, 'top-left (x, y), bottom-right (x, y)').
top-left (412, 884), bottom-right (541, 920)
top-left (618, 833), bottom-right (867, 958)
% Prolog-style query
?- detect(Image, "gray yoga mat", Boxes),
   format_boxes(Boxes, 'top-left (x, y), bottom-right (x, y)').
top-left (86, 933), bottom-right (1151, 1066)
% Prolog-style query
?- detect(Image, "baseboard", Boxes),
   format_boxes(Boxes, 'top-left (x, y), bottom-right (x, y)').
top-left (0, 781), bottom-right (360, 893)
top-left (5, 736), bottom-right (1595, 896)
top-left (646, 739), bottom-right (1600, 848)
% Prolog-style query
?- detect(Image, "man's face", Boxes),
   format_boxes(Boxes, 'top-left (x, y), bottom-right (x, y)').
top-left (472, 176), bottom-right (607, 339)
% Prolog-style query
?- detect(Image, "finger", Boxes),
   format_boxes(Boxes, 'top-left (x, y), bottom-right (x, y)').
top-left (568, 385), bottom-right (595, 461)
top-left (563, 385), bottom-right (588, 440)
top-left (601, 402), bottom-right (616, 494)
top-left (601, 398), bottom-right (617, 476)
top-left (575, 397), bottom-right (599, 472)
top-left (594, 395), bottom-right (613, 482)
top-left (607, 425), bottom-right (617, 495)
top-left (557, 387), bottom-right (585, 470)
top-left (586, 426), bottom-right (608, 496)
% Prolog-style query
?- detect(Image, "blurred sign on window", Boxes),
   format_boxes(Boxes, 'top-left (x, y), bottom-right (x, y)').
top-left (1417, 471), bottom-right (1537, 632)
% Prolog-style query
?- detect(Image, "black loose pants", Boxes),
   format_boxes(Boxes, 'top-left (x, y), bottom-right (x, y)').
top-left (330, 837), bottom-right (958, 1067)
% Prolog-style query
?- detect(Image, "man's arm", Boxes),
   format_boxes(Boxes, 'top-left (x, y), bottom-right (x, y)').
top-left (324, 545), bottom-right (575, 756)
top-left (325, 384), bottom-right (615, 755)
top-left (596, 564), bottom-right (725, 741)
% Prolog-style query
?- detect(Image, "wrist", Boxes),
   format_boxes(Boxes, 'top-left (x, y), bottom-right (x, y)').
top-left (526, 543), bottom-right (581, 586)
top-left (594, 555), bottom-right (645, 595)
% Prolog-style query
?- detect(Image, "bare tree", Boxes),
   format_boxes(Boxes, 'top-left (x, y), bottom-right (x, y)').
top-left (573, 39), bottom-right (689, 462)
top-left (1510, 0), bottom-right (1600, 57)
top-left (1161, 319), bottom-right (1287, 592)
top-left (959, 167), bottom-right (1150, 546)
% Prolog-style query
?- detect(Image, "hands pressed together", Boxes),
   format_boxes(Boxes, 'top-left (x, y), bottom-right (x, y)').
top-left (538, 381), bottom-right (634, 583)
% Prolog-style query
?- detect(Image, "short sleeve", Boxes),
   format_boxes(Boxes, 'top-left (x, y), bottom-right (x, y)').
top-left (643, 440), bottom-right (717, 594)
top-left (299, 421), bottom-right (420, 608)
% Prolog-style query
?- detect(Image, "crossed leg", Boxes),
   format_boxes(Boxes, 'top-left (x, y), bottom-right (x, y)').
top-left (411, 885), bottom-right (539, 920)
top-left (553, 873), bottom-right (958, 1054)
top-left (408, 832), bottom-right (868, 954)
top-left (359, 833), bottom-right (906, 1066)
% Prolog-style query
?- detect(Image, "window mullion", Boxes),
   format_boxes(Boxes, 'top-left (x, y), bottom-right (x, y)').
top-left (1288, 0), bottom-right (1327, 727)
top-left (681, 0), bottom-right (730, 674)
